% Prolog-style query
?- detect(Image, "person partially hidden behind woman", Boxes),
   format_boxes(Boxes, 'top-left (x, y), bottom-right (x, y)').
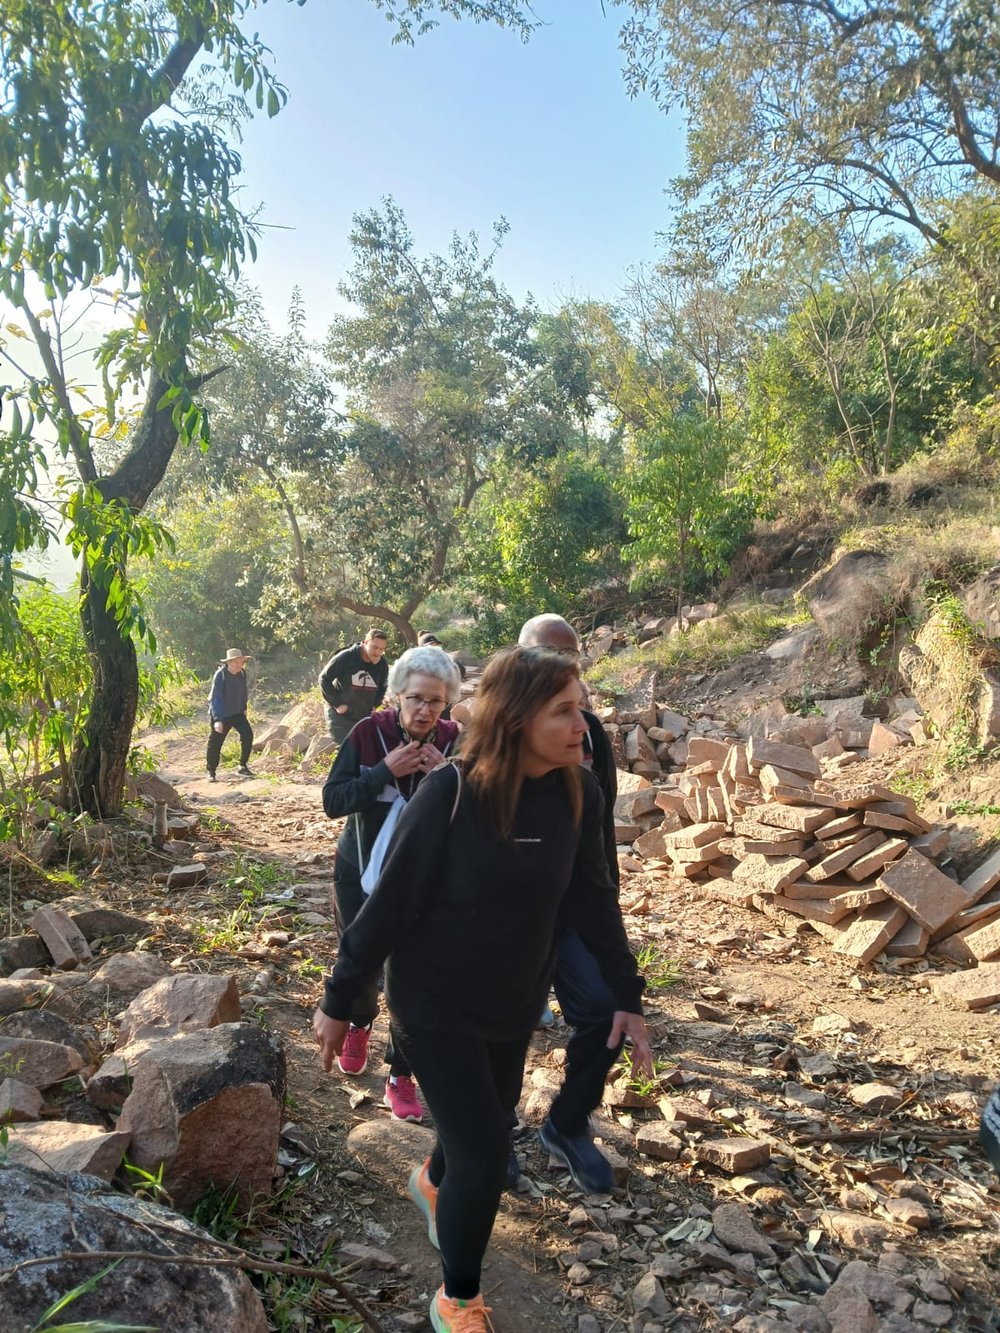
top-left (313, 645), bottom-right (651, 1333)
top-left (321, 644), bottom-right (462, 1124)
top-left (206, 648), bottom-right (254, 781)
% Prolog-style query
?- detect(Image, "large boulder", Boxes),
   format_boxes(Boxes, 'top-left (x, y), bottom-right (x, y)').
top-left (899, 609), bottom-right (1000, 747)
top-left (0, 1164), bottom-right (268, 1332)
top-left (802, 550), bottom-right (890, 640)
top-left (115, 1022), bottom-right (285, 1209)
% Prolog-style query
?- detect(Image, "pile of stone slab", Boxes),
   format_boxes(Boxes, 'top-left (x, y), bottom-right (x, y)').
top-left (617, 733), bottom-right (1000, 977)
top-left (601, 670), bottom-right (926, 784)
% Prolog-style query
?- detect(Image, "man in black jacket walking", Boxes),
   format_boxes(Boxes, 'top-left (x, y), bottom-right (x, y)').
top-left (517, 614), bottom-right (623, 1194)
top-left (319, 628), bottom-right (390, 744)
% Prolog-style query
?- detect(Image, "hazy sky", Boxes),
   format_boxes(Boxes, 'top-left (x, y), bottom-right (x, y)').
top-left (231, 0), bottom-right (685, 335)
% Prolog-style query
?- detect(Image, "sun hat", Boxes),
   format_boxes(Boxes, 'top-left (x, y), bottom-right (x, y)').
top-left (220, 648), bottom-right (251, 664)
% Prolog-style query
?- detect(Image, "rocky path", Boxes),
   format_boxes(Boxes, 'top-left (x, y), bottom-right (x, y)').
top-left (142, 722), bottom-right (1000, 1333)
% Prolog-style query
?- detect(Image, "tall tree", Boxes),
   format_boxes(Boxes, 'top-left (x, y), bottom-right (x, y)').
top-left (623, 413), bottom-right (755, 621)
top-left (0, 0), bottom-right (293, 816)
top-left (163, 289), bottom-right (341, 593)
top-left (0, 0), bottom-right (537, 818)
top-left (319, 200), bottom-right (543, 642)
top-left (617, 0), bottom-right (1000, 253)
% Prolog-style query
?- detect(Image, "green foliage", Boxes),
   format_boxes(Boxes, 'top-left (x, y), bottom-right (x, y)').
top-left (461, 451), bottom-right (626, 647)
top-left (190, 1181), bottom-right (245, 1242)
top-left (121, 1158), bottom-right (168, 1206)
top-left (619, 0), bottom-right (1000, 253)
top-left (0, 581), bottom-right (189, 838)
top-left (0, 0), bottom-right (297, 817)
top-left (138, 486), bottom-right (290, 671)
top-left (314, 199), bottom-right (555, 637)
top-left (634, 943), bottom-right (682, 991)
top-left (951, 799), bottom-right (1000, 817)
top-left (622, 413), bottom-right (757, 616)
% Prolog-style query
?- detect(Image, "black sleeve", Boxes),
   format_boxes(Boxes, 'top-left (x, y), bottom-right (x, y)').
top-left (586, 712), bottom-right (620, 888)
top-left (318, 648), bottom-right (354, 706)
top-left (320, 765), bottom-right (458, 1019)
top-left (321, 723), bottom-right (392, 818)
top-left (561, 775), bottom-right (644, 1015)
top-left (372, 658), bottom-right (389, 710)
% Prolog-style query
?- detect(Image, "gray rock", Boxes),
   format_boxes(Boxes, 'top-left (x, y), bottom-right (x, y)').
top-left (0, 1163), bottom-right (267, 1332)
top-left (632, 1270), bottom-right (668, 1317)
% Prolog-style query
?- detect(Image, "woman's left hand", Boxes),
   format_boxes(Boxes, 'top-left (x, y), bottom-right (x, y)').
top-left (417, 742), bottom-right (446, 772)
top-left (607, 1011), bottom-right (654, 1081)
top-left (312, 1008), bottom-right (349, 1072)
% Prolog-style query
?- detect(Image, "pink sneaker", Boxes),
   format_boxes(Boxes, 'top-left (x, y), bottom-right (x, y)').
top-left (383, 1075), bottom-right (424, 1123)
top-left (337, 1023), bottom-right (372, 1075)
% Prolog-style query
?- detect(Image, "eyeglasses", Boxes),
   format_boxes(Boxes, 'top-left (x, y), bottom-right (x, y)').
top-left (402, 694), bottom-right (447, 713)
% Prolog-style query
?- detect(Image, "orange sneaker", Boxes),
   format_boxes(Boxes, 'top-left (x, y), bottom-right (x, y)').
top-left (429, 1286), bottom-right (494, 1332)
top-left (407, 1157), bottom-right (439, 1250)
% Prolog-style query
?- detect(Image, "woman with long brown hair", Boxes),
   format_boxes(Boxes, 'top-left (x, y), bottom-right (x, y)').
top-left (313, 646), bottom-right (651, 1333)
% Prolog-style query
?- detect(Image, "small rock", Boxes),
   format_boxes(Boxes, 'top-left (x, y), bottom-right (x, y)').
top-left (783, 1081), bottom-right (827, 1110)
top-left (631, 1271), bottom-right (668, 1318)
top-left (850, 1082), bottom-right (904, 1114)
top-left (820, 1210), bottom-right (892, 1247)
top-left (711, 1202), bottom-right (777, 1261)
top-left (883, 1197), bottom-right (931, 1230)
top-left (910, 1303), bottom-right (951, 1328)
top-left (336, 1242), bottom-right (399, 1271)
top-left (798, 1052), bottom-right (838, 1079)
top-left (693, 1139), bottom-right (771, 1173)
top-left (567, 1262), bottom-right (591, 1286)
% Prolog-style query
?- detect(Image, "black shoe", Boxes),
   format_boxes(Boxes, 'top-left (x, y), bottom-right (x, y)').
top-left (237, 765), bottom-right (254, 777)
top-left (207, 771), bottom-right (216, 783)
top-left (539, 1118), bottom-right (614, 1195)
top-left (505, 1142), bottom-right (521, 1191)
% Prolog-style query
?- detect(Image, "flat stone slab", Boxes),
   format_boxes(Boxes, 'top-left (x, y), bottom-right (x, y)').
top-left (831, 901), bottom-right (908, 963)
top-left (876, 851), bottom-right (971, 932)
top-left (4, 1121), bottom-right (130, 1180)
top-left (692, 1138), bottom-right (771, 1173)
top-left (929, 963), bottom-right (1000, 1010)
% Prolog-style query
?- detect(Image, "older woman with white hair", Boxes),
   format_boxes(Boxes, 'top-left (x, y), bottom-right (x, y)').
top-left (322, 644), bottom-right (462, 1123)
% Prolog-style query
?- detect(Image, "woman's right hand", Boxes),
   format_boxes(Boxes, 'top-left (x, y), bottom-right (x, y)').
top-left (313, 1009), bottom-right (349, 1072)
top-left (384, 740), bottom-right (424, 776)
top-left (213, 721), bottom-right (224, 734)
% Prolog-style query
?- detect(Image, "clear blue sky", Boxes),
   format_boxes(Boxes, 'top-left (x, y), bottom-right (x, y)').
top-left (232, 0), bottom-right (685, 336)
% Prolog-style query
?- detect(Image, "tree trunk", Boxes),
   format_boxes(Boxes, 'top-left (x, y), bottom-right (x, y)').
top-left (70, 367), bottom-right (192, 817)
top-left (71, 563), bottom-right (139, 818)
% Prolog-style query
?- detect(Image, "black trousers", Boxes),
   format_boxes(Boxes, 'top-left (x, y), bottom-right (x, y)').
top-left (548, 927), bottom-right (623, 1136)
top-left (206, 712), bottom-right (253, 773)
top-left (333, 868), bottom-right (410, 1077)
top-left (393, 1020), bottom-right (531, 1300)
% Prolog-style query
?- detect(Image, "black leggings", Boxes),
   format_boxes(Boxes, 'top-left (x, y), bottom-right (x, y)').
top-left (393, 1021), bottom-right (531, 1300)
top-left (333, 870), bottom-right (410, 1077)
top-left (206, 712), bottom-right (253, 771)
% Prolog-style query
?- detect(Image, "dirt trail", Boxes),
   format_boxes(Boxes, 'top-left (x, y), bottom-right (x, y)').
top-left (141, 719), bottom-right (1000, 1332)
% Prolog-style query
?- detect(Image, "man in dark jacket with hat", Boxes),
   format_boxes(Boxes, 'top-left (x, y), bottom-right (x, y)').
top-left (207, 648), bottom-right (254, 780)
